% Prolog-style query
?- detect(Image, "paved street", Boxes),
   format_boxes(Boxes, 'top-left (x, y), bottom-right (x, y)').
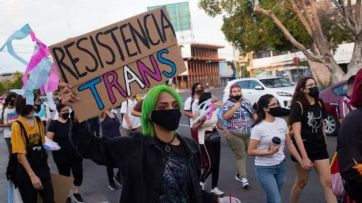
top-left (0, 88), bottom-right (337, 202)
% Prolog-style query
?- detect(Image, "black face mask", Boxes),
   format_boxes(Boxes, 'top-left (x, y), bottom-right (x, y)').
top-left (308, 86), bottom-right (319, 97)
top-left (151, 109), bottom-right (181, 131)
top-left (269, 107), bottom-right (291, 117)
top-left (196, 89), bottom-right (204, 95)
top-left (8, 101), bottom-right (15, 107)
top-left (230, 95), bottom-right (242, 101)
top-left (61, 113), bottom-right (70, 119)
top-left (33, 104), bottom-right (41, 113)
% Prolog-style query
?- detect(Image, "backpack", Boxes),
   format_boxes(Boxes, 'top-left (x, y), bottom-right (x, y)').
top-left (6, 117), bottom-right (42, 187)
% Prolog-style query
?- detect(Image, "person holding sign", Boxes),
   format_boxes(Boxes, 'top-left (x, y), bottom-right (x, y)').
top-left (60, 83), bottom-right (220, 203)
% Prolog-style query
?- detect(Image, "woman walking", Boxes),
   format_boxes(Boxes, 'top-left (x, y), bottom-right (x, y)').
top-left (11, 95), bottom-right (54, 203)
top-left (248, 94), bottom-right (302, 203)
top-left (289, 77), bottom-right (337, 203)
top-left (47, 103), bottom-right (84, 203)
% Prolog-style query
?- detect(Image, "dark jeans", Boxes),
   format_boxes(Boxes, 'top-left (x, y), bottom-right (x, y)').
top-left (52, 151), bottom-right (83, 186)
top-left (200, 137), bottom-right (221, 188)
top-left (16, 166), bottom-right (54, 203)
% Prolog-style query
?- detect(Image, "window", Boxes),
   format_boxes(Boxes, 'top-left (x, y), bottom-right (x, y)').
top-left (236, 81), bottom-right (250, 89)
top-left (260, 78), bottom-right (293, 88)
top-left (332, 84), bottom-right (348, 96)
top-left (249, 80), bottom-right (262, 89)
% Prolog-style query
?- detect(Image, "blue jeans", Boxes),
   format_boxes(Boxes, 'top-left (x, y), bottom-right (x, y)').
top-left (255, 160), bottom-right (286, 203)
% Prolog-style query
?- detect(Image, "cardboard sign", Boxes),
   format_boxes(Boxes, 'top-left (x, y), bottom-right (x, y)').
top-left (37, 173), bottom-right (73, 203)
top-left (50, 8), bottom-right (186, 121)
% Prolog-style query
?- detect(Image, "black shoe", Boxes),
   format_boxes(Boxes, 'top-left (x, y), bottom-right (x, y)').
top-left (114, 176), bottom-right (122, 186)
top-left (108, 184), bottom-right (119, 191)
top-left (71, 193), bottom-right (84, 203)
top-left (66, 196), bottom-right (71, 203)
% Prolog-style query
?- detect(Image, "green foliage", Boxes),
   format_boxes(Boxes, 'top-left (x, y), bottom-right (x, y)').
top-left (0, 72), bottom-right (23, 95)
top-left (199, 0), bottom-right (353, 54)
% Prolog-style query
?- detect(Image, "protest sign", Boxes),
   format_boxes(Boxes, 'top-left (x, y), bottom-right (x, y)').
top-left (50, 7), bottom-right (185, 121)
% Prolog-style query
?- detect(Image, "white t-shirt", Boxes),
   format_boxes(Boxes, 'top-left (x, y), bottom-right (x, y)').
top-left (2, 107), bottom-right (18, 138)
top-left (120, 99), bottom-right (141, 130)
top-left (184, 97), bottom-right (199, 127)
top-left (250, 117), bottom-right (287, 166)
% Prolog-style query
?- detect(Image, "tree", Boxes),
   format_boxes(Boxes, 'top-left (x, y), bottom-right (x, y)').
top-left (0, 72), bottom-right (23, 95)
top-left (200, 0), bottom-right (360, 85)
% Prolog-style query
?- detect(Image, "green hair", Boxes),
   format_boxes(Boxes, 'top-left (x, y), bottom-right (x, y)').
top-left (141, 85), bottom-right (182, 137)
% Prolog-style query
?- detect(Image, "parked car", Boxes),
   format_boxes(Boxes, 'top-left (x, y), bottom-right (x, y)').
top-left (223, 77), bottom-right (295, 109)
top-left (319, 80), bottom-right (348, 136)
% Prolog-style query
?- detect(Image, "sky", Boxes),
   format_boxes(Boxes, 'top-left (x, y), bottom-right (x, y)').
top-left (0, 0), bottom-right (236, 74)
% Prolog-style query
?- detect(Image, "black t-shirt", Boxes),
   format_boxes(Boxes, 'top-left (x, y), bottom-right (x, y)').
top-left (47, 119), bottom-right (73, 153)
top-left (158, 139), bottom-right (193, 203)
top-left (289, 101), bottom-right (327, 143)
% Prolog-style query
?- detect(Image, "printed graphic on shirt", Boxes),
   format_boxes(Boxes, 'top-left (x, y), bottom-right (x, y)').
top-left (306, 110), bottom-right (322, 133)
top-left (159, 151), bottom-right (191, 203)
top-left (7, 112), bottom-right (17, 123)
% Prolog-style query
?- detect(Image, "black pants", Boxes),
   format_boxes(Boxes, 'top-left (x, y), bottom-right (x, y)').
top-left (106, 166), bottom-right (121, 185)
top-left (16, 166), bottom-right (54, 203)
top-left (52, 151), bottom-right (83, 186)
top-left (4, 137), bottom-right (11, 153)
top-left (200, 137), bottom-right (221, 188)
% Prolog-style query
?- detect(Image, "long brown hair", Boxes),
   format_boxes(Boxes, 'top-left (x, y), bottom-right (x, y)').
top-left (291, 76), bottom-right (318, 108)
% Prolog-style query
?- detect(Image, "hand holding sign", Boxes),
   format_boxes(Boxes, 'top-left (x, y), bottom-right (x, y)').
top-left (59, 82), bottom-right (79, 108)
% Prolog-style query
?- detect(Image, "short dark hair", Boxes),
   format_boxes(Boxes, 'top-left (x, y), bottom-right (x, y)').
top-left (15, 95), bottom-right (37, 116)
top-left (56, 102), bottom-right (67, 113)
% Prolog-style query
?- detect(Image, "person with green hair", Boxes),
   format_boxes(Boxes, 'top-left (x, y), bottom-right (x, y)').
top-left (59, 83), bottom-right (220, 203)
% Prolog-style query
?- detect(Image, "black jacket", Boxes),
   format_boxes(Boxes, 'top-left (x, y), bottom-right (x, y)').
top-left (70, 119), bottom-right (218, 203)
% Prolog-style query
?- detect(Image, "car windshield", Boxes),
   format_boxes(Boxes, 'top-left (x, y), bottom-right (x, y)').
top-left (260, 78), bottom-right (294, 88)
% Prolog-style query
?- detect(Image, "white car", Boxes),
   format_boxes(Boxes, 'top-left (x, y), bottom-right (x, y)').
top-left (223, 77), bottom-right (295, 108)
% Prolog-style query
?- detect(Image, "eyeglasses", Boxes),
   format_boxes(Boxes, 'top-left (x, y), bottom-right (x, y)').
top-left (268, 103), bottom-right (279, 108)
top-left (305, 83), bottom-right (318, 88)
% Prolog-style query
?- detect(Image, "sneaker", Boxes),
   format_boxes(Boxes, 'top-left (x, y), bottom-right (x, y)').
top-left (241, 178), bottom-right (249, 189)
top-left (114, 176), bottom-right (122, 186)
top-left (235, 174), bottom-right (249, 189)
top-left (108, 184), bottom-right (119, 191)
top-left (211, 187), bottom-right (225, 196)
top-left (71, 193), bottom-right (84, 203)
top-left (199, 182), bottom-right (206, 190)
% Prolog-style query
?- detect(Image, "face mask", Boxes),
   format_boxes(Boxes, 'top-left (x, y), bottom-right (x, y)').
top-left (61, 113), bottom-right (70, 119)
top-left (269, 107), bottom-right (291, 117)
top-left (231, 95), bottom-right (242, 101)
top-left (308, 86), bottom-right (319, 97)
top-left (151, 109), bottom-right (181, 131)
top-left (8, 101), bottom-right (15, 107)
top-left (33, 104), bottom-right (41, 113)
top-left (196, 89), bottom-right (204, 95)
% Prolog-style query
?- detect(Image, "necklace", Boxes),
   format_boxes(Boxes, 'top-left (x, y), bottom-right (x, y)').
top-left (164, 133), bottom-right (177, 153)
